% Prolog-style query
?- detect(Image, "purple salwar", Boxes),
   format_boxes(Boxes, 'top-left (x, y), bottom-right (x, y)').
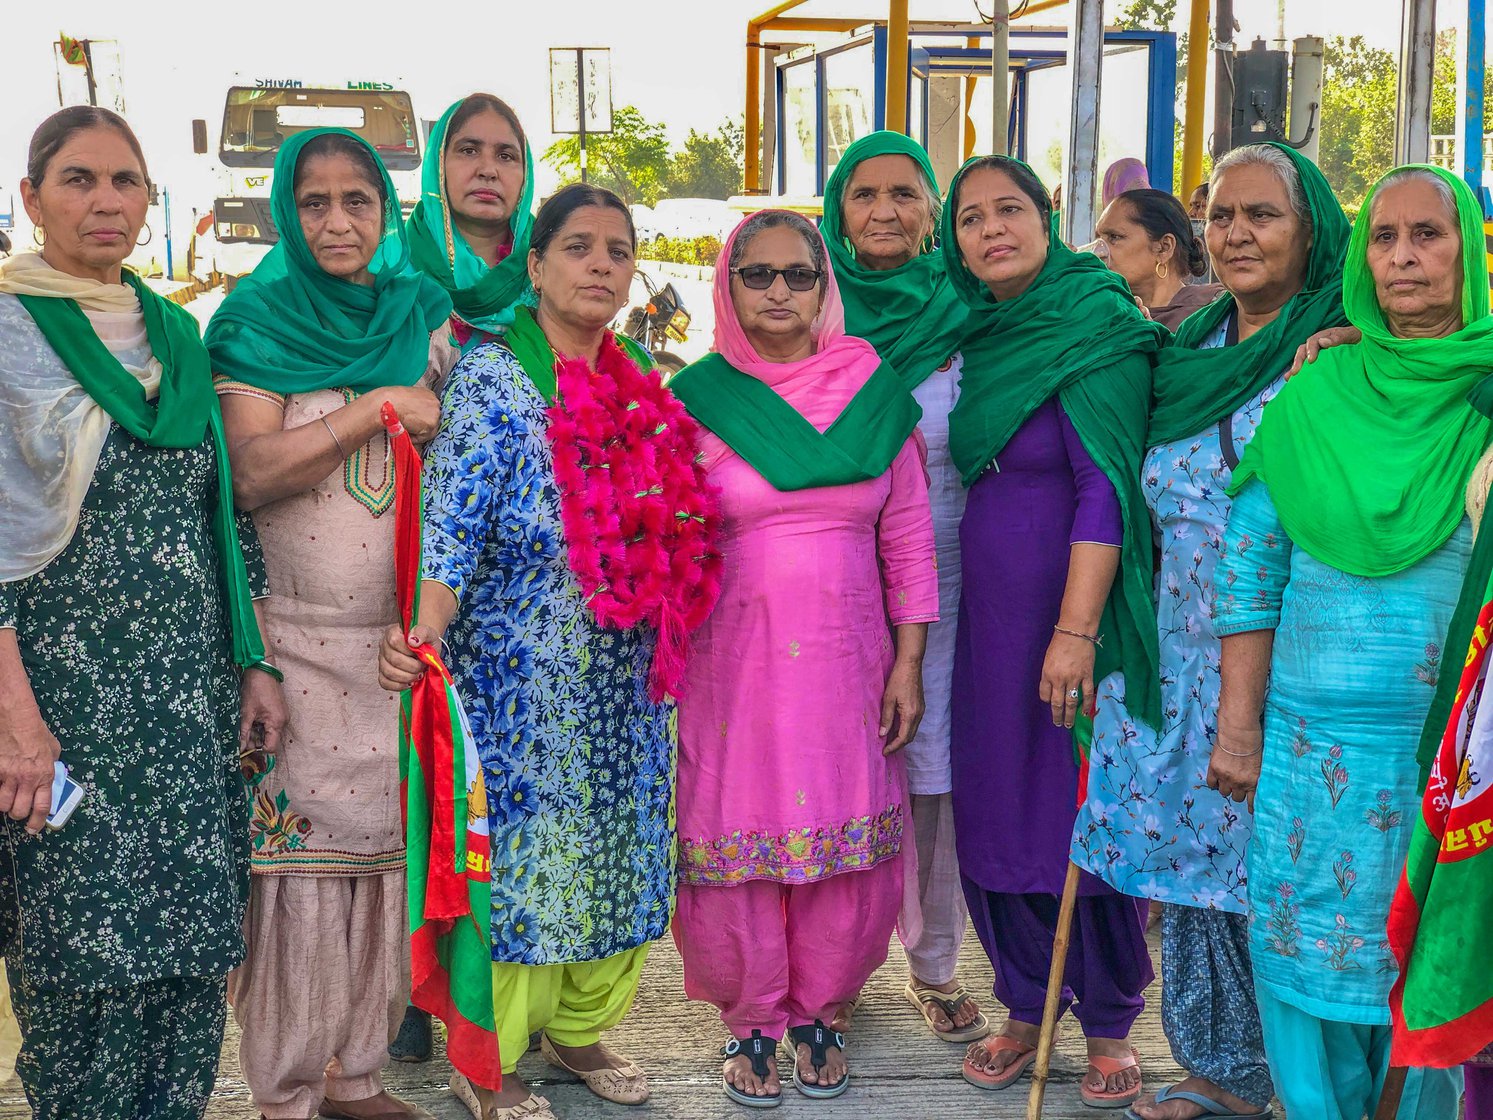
top-left (950, 397), bottom-right (1152, 1032)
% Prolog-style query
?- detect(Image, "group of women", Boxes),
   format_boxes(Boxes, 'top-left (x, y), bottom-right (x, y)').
top-left (0, 87), bottom-right (1489, 1120)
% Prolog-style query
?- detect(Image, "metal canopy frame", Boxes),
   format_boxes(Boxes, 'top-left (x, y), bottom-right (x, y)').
top-left (771, 26), bottom-right (1176, 197)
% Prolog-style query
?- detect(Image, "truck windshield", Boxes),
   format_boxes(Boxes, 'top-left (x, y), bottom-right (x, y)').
top-left (219, 87), bottom-right (420, 170)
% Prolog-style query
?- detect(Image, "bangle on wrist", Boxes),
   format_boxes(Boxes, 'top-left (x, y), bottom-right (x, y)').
top-left (245, 661), bottom-right (283, 683)
top-left (1053, 624), bottom-right (1102, 647)
top-left (321, 415), bottom-right (348, 459)
top-left (1216, 741), bottom-right (1262, 758)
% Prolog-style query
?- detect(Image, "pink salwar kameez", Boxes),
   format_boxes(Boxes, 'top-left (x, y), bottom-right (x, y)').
top-left (673, 215), bottom-right (939, 1042)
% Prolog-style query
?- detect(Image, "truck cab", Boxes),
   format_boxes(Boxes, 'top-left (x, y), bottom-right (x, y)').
top-left (204, 81), bottom-right (422, 277)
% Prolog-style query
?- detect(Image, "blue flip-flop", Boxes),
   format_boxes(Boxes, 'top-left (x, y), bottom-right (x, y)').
top-left (1124, 1085), bottom-right (1274, 1120)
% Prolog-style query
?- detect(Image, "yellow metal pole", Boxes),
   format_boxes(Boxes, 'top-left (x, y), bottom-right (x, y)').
top-left (886, 0), bottom-right (911, 133)
top-left (1012, 0), bottom-right (1069, 17)
top-left (1181, 0), bottom-right (1209, 194)
top-left (965, 36), bottom-right (981, 160)
top-left (745, 0), bottom-right (811, 194)
top-left (746, 29), bottom-right (762, 192)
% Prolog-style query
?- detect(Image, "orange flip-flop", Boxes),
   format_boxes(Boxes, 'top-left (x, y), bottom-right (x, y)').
top-left (961, 1035), bottom-right (1037, 1091)
top-left (1081, 1048), bottom-right (1143, 1109)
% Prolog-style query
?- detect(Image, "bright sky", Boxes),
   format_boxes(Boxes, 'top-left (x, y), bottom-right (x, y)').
top-left (1, 0), bottom-right (1445, 239)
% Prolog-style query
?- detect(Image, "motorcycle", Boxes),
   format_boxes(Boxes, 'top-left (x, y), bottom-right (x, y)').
top-left (620, 269), bottom-right (690, 376)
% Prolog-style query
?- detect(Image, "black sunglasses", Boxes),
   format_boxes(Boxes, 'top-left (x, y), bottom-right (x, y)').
top-left (731, 265), bottom-right (823, 292)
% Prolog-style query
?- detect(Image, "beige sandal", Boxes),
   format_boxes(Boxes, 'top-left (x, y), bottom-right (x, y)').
top-left (539, 1035), bottom-right (651, 1105)
top-left (448, 1072), bottom-right (559, 1120)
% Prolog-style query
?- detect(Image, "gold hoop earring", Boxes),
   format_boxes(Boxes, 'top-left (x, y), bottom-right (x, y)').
top-left (136, 223), bottom-right (153, 248)
top-left (1154, 259), bottom-right (1169, 280)
top-left (31, 226), bottom-right (44, 247)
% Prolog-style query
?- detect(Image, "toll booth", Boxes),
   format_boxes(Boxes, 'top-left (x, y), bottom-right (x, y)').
top-left (758, 23), bottom-right (1176, 199)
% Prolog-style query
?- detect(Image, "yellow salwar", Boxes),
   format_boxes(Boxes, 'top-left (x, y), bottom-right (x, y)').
top-left (491, 946), bottom-right (649, 1074)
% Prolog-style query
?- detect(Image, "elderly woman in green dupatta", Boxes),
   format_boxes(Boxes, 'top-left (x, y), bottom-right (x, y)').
top-left (941, 155), bottom-right (1165, 1107)
top-left (206, 127), bottom-right (452, 1120)
top-left (0, 106), bottom-right (285, 1120)
top-left (407, 93), bottom-right (535, 356)
top-left (820, 130), bottom-right (987, 1045)
top-left (1209, 164), bottom-right (1493, 1120)
top-left (1069, 142), bottom-right (1350, 1120)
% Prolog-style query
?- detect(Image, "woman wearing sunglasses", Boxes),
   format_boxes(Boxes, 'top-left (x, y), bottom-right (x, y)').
top-left (668, 210), bottom-right (937, 1108)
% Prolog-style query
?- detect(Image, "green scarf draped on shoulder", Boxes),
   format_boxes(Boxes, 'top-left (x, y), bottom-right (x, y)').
top-left (407, 99), bottom-right (536, 340)
top-left (667, 352), bottom-right (921, 492)
top-left (1230, 164), bottom-right (1493, 578)
top-left (820, 132), bottom-right (972, 388)
top-left (205, 128), bottom-right (452, 395)
top-left (502, 305), bottom-right (652, 403)
top-left (1147, 143), bottom-right (1350, 447)
top-left (18, 272), bottom-right (268, 669)
top-left (941, 155), bottom-right (1165, 728)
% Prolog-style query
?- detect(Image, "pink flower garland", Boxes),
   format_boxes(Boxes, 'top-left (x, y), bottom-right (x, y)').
top-left (544, 334), bottom-right (723, 701)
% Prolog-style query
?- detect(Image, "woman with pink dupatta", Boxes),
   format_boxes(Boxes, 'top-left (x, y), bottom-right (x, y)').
top-left (668, 210), bottom-right (938, 1109)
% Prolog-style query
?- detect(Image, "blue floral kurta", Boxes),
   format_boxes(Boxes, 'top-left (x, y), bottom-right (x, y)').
top-left (1072, 325), bottom-right (1279, 912)
top-left (1214, 480), bottom-right (1468, 1023)
top-left (421, 341), bottom-right (675, 967)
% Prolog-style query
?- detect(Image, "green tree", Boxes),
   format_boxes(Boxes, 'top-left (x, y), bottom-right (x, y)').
top-left (543, 105), bottom-right (671, 206)
top-left (1431, 29), bottom-right (1458, 137)
top-left (665, 121), bottom-right (744, 200)
top-left (1317, 36), bottom-right (1398, 215)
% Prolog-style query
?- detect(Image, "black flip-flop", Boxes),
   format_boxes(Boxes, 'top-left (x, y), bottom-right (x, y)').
top-left (722, 1030), bottom-right (781, 1109)
top-left (786, 1020), bottom-right (849, 1100)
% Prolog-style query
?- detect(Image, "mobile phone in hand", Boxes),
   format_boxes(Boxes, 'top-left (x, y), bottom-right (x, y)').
top-left (45, 762), bottom-right (84, 831)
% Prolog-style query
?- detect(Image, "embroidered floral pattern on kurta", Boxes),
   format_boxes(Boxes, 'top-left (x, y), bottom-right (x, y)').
top-left (421, 342), bottom-right (675, 966)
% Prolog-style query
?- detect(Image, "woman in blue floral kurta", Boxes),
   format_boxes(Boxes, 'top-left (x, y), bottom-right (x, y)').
top-left (1071, 142), bottom-right (1351, 1120)
top-left (1210, 163), bottom-right (1493, 1120)
top-left (421, 340), bottom-right (675, 969)
top-left (380, 184), bottom-right (720, 1120)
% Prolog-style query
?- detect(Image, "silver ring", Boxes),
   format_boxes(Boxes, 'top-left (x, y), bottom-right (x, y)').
top-left (1068, 689), bottom-right (1081, 699)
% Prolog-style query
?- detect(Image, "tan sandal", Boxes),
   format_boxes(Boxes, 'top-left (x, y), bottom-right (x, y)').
top-left (540, 1035), bottom-right (650, 1105)
top-left (904, 980), bottom-right (991, 1043)
top-left (448, 1073), bottom-right (559, 1120)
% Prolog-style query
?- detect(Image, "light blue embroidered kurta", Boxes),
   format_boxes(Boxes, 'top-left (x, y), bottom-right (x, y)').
top-left (421, 341), bottom-right (675, 967)
top-left (1071, 324), bottom-right (1278, 912)
top-left (1213, 480), bottom-right (1469, 1024)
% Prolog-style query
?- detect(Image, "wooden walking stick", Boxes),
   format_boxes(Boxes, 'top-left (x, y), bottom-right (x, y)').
top-left (1026, 860), bottom-right (1083, 1120)
top-left (1372, 1066), bottom-right (1408, 1120)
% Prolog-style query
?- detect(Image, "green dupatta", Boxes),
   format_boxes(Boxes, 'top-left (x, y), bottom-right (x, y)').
top-left (668, 352), bottom-right (921, 492)
top-left (941, 156), bottom-right (1165, 727)
top-left (18, 272), bottom-right (267, 669)
top-left (503, 306), bottom-right (651, 403)
top-left (821, 132), bottom-right (972, 388)
top-left (1230, 164), bottom-right (1493, 578)
top-left (407, 99), bottom-right (536, 342)
top-left (205, 128), bottom-right (451, 395)
top-left (1147, 143), bottom-right (1350, 447)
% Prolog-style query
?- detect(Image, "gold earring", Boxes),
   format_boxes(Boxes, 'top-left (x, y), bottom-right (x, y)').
top-left (31, 226), bottom-right (44, 247)
top-left (1154, 259), bottom-right (1169, 280)
top-left (136, 223), bottom-right (153, 248)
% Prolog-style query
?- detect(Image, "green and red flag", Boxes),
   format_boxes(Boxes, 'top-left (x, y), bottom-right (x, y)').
top-left (1389, 500), bottom-right (1493, 1067)
top-left (383, 402), bottom-right (501, 1088)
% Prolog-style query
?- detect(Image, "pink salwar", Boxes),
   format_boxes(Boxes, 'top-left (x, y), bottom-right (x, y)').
top-left (232, 872), bottom-right (408, 1119)
top-left (674, 861), bottom-right (903, 1040)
